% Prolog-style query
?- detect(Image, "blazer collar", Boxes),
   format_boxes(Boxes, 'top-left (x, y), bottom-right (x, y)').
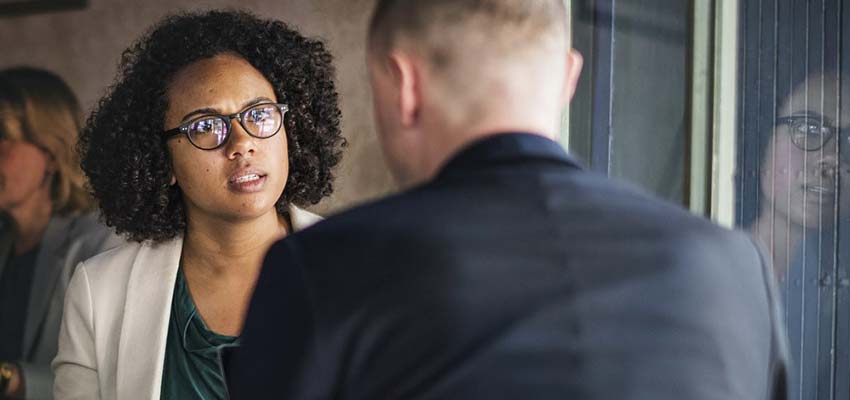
top-left (116, 236), bottom-right (183, 400)
top-left (0, 212), bottom-right (16, 281)
top-left (436, 133), bottom-right (583, 181)
top-left (289, 204), bottom-right (323, 231)
top-left (116, 204), bottom-right (321, 399)
top-left (22, 215), bottom-right (76, 356)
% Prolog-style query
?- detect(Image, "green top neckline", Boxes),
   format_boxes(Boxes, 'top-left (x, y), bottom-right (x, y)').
top-left (160, 268), bottom-right (240, 400)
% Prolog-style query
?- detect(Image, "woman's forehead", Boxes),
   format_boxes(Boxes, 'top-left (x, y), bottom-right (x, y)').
top-left (165, 54), bottom-right (277, 120)
top-left (780, 74), bottom-right (850, 126)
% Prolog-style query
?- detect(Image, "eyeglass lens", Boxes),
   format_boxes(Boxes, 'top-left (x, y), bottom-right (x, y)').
top-left (186, 104), bottom-right (283, 149)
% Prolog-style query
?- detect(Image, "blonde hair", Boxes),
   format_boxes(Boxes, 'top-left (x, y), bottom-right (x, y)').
top-left (0, 67), bottom-right (92, 215)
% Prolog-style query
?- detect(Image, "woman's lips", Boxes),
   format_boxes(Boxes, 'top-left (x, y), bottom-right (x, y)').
top-left (802, 184), bottom-right (837, 205)
top-left (228, 171), bottom-right (268, 193)
top-left (803, 184), bottom-right (835, 195)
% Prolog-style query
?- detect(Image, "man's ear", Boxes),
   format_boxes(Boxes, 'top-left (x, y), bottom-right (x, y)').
top-left (561, 49), bottom-right (584, 106)
top-left (387, 51), bottom-right (422, 128)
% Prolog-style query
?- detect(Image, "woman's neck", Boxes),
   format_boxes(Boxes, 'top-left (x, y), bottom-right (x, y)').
top-left (179, 208), bottom-right (289, 336)
top-left (751, 209), bottom-right (804, 281)
top-left (181, 209), bottom-right (289, 280)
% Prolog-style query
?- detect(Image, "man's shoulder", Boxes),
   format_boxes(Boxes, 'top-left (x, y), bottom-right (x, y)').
top-left (297, 186), bottom-right (434, 237)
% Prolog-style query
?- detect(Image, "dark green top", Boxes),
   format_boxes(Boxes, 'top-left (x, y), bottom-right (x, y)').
top-left (161, 269), bottom-right (240, 400)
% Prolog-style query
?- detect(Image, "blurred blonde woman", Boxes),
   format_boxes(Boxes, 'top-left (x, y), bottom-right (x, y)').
top-left (0, 67), bottom-right (121, 399)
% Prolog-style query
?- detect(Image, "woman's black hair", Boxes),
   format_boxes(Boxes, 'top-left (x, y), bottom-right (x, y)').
top-left (80, 10), bottom-right (345, 242)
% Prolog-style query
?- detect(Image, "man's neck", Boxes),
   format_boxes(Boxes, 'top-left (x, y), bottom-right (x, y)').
top-left (418, 117), bottom-right (558, 185)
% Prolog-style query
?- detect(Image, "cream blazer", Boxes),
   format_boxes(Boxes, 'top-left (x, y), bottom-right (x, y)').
top-left (51, 206), bottom-right (322, 400)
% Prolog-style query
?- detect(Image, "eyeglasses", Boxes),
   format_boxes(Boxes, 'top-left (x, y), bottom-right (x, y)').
top-left (163, 103), bottom-right (289, 150)
top-left (775, 115), bottom-right (842, 151)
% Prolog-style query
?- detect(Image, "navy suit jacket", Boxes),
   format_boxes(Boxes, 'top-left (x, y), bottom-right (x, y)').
top-left (229, 133), bottom-right (788, 399)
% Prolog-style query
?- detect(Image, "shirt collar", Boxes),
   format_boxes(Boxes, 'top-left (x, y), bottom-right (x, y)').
top-left (436, 132), bottom-right (583, 181)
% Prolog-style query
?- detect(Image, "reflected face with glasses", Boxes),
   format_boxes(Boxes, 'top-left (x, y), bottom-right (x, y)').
top-left (163, 53), bottom-right (289, 223)
top-left (761, 72), bottom-right (850, 228)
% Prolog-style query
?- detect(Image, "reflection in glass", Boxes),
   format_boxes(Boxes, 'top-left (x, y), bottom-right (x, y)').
top-left (748, 72), bottom-right (850, 282)
top-left (741, 67), bottom-right (849, 399)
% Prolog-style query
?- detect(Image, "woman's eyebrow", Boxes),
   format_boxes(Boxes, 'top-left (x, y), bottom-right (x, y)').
top-left (181, 107), bottom-right (220, 122)
top-left (242, 96), bottom-right (274, 108)
top-left (785, 110), bottom-right (835, 123)
top-left (787, 110), bottom-right (823, 118)
top-left (180, 97), bottom-right (274, 122)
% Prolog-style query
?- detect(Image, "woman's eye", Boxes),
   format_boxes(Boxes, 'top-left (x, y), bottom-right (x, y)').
top-left (247, 108), bottom-right (272, 122)
top-left (194, 119), bottom-right (222, 135)
top-left (794, 119), bottom-right (827, 136)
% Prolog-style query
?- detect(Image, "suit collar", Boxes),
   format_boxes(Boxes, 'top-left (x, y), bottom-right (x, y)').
top-left (436, 133), bottom-right (583, 180)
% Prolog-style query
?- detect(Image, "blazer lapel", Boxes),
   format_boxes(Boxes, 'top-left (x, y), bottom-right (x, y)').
top-left (22, 216), bottom-right (73, 357)
top-left (113, 209), bottom-right (313, 399)
top-left (0, 212), bottom-right (16, 286)
top-left (289, 204), bottom-right (322, 231)
top-left (116, 238), bottom-right (183, 400)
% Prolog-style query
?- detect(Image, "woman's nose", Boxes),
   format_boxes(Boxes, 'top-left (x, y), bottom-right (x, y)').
top-left (226, 122), bottom-right (256, 160)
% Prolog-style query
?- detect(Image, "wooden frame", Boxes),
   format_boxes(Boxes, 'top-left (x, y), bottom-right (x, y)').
top-left (0, 0), bottom-right (86, 17)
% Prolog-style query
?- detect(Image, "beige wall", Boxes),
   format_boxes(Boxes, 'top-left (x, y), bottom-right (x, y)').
top-left (0, 0), bottom-right (396, 215)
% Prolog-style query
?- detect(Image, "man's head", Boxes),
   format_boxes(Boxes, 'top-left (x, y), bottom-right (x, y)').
top-left (367, 0), bottom-right (583, 187)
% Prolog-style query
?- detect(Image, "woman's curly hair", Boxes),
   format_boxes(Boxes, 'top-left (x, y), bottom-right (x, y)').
top-left (80, 10), bottom-right (345, 243)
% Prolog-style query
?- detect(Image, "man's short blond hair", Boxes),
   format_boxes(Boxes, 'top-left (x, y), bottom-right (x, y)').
top-left (369, 0), bottom-right (567, 64)
top-left (369, 0), bottom-right (569, 124)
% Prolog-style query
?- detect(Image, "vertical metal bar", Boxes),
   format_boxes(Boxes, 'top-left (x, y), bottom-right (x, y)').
top-left (814, 0), bottom-right (841, 396)
top-left (687, 0), bottom-right (715, 216)
top-left (709, 0), bottom-right (739, 228)
top-left (560, 0), bottom-right (573, 147)
top-left (832, 0), bottom-right (849, 396)
top-left (737, 0), bottom-right (759, 231)
top-left (590, 0), bottom-right (615, 174)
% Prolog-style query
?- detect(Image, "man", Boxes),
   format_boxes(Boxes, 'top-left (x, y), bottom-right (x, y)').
top-left (229, 1), bottom-right (788, 398)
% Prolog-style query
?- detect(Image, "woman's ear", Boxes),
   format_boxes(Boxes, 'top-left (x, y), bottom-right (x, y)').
top-left (41, 154), bottom-right (58, 187)
top-left (170, 174), bottom-right (177, 186)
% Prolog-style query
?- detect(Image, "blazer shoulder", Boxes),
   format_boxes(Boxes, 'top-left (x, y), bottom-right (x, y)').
top-left (71, 238), bottom-right (182, 322)
top-left (75, 240), bottom-right (154, 293)
top-left (64, 212), bottom-right (125, 256)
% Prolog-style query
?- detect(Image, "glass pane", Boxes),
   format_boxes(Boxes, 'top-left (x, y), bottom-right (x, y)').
top-left (569, 0), bottom-right (689, 204)
top-left (736, 1), bottom-right (848, 398)
top-left (608, 0), bottom-right (689, 204)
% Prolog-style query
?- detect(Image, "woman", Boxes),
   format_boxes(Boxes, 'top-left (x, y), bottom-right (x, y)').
top-left (0, 68), bottom-right (121, 400)
top-left (52, 10), bottom-right (345, 400)
top-left (746, 70), bottom-right (850, 281)
top-left (742, 69), bottom-right (850, 399)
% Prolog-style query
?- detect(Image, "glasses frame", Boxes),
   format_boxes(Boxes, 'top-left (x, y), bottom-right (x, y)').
top-left (775, 115), bottom-right (841, 152)
top-left (163, 102), bottom-right (289, 150)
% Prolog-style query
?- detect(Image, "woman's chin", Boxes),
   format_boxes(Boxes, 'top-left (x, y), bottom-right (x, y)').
top-left (187, 197), bottom-right (280, 224)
